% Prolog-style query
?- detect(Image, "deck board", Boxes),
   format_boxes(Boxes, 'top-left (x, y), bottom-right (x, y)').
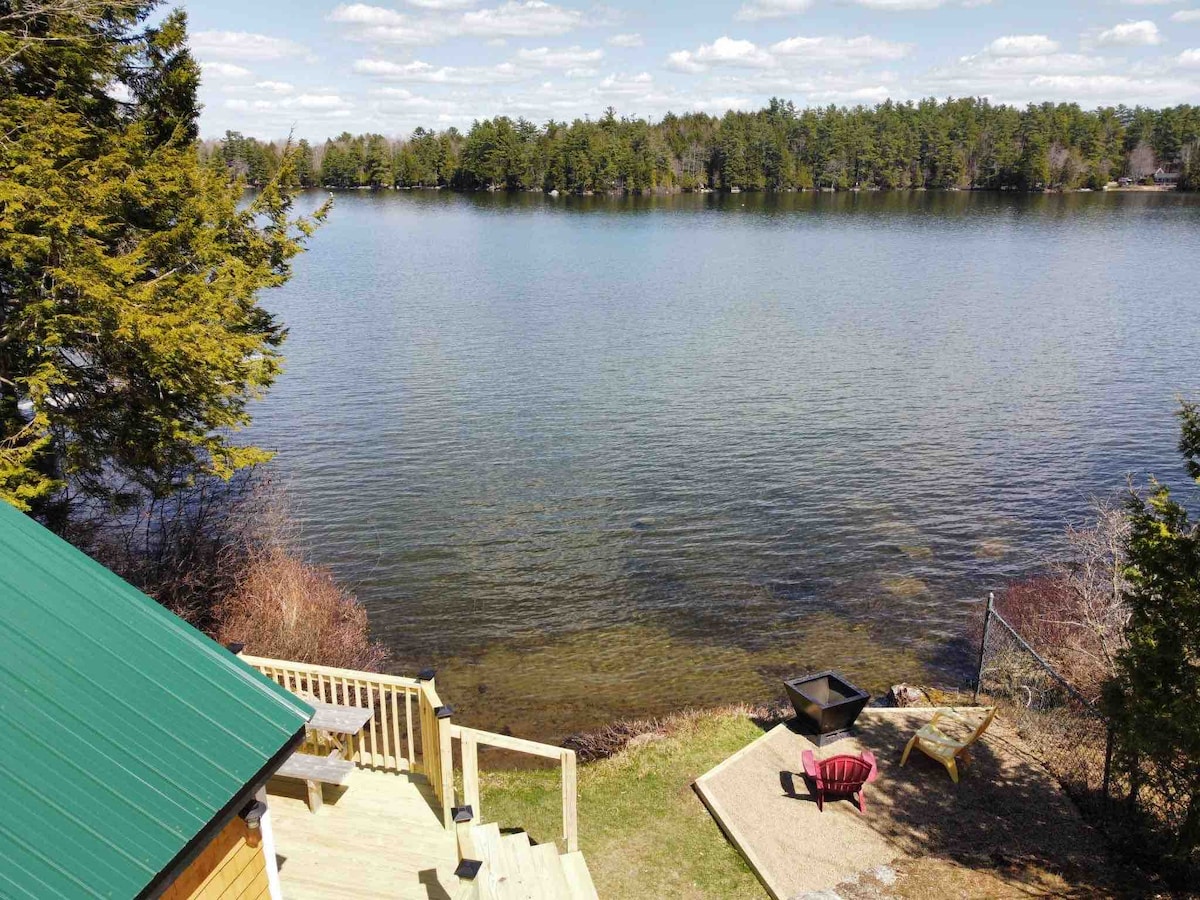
top-left (267, 767), bottom-right (460, 899)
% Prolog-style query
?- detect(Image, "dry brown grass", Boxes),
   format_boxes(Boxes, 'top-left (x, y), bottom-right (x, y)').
top-left (81, 471), bottom-right (388, 672)
top-left (216, 545), bottom-right (388, 671)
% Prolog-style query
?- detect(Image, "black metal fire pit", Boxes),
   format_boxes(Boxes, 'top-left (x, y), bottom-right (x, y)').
top-left (784, 671), bottom-right (870, 746)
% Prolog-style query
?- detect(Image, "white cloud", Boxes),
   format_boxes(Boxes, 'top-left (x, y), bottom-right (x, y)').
top-left (327, 4), bottom-right (443, 45)
top-left (226, 93), bottom-right (352, 113)
top-left (200, 61), bottom-right (252, 79)
top-left (329, 0), bottom-right (585, 45)
top-left (459, 1), bottom-right (585, 37)
top-left (328, 3), bottom-right (406, 25)
top-left (852, 0), bottom-right (952, 9)
top-left (254, 80), bottom-right (294, 94)
top-left (808, 84), bottom-right (893, 102)
top-left (191, 30), bottom-right (312, 62)
top-left (1096, 20), bottom-right (1163, 46)
top-left (597, 72), bottom-right (654, 94)
top-left (987, 34), bottom-right (1060, 57)
top-left (353, 58), bottom-right (524, 84)
top-left (848, 0), bottom-right (992, 7)
top-left (1177, 47), bottom-right (1200, 65)
top-left (769, 34), bottom-right (912, 63)
top-left (291, 94), bottom-right (351, 109)
top-left (1171, 8), bottom-right (1200, 20)
top-left (607, 33), bottom-right (644, 47)
top-left (666, 37), bottom-right (775, 73)
top-left (735, 0), bottom-right (814, 21)
top-left (515, 46), bottom-right (604, 68)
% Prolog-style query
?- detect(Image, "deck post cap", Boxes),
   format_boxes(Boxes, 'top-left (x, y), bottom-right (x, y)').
top-left (453, 859), bottom-right (482, 880)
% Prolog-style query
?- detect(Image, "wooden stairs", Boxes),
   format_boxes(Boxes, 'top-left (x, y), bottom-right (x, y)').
top-left (457, 821), bottom-right (599, 900)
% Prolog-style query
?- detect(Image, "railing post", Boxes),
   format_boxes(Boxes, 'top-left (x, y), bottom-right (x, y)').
top-left (561, 748), bottom-right (578, 853)
top-left (462, 733), bottom-right (481, 824)
top-left (437, 705), bottom-right (455, 829)
top-left (973, 592), bottom-right (994, 704)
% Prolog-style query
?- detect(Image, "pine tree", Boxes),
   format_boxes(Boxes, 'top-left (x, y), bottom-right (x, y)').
top-left (0, 0), bottom-right (326, 513)
top-left (1105, 400), bottom-right (1200, 861)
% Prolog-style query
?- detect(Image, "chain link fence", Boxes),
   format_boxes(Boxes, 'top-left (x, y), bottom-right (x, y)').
top-left (974, 593), bottom-right (1114, 818)
top-left (974, 593), bottom-right (1196, 879)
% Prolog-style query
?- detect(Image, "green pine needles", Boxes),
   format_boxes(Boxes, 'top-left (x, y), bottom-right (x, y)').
top-left (1106, 400), bottom-right (1200, 865)
top-left (0, 1), bottom-right (327, 513)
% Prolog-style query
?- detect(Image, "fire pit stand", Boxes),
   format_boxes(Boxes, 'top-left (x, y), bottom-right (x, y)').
top-left (784, 671), bottom-right (870, 747)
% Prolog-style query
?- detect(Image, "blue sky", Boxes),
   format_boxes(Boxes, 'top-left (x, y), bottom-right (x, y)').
top-left (181, 0), bottom-right (1200, 140)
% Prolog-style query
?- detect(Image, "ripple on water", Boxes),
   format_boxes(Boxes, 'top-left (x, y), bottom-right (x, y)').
top-left (251, 190), bottom-right (1200, 736)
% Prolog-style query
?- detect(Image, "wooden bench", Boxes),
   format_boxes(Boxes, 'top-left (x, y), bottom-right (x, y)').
top-left (275, 750), bottom-right (356, 812)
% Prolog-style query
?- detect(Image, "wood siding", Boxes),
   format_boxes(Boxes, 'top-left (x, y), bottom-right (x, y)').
top-left (160, 816), bottom-right (270, 900)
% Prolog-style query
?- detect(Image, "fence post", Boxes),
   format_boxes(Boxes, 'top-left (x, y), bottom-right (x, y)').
top-left (973, 592), bottom-right (994, 704)
top-left (1102, 725), bottom-right (1115, 817)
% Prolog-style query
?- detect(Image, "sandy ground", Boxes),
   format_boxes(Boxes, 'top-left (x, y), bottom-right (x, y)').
top-left (695, 708), bottom-right (1137, 900)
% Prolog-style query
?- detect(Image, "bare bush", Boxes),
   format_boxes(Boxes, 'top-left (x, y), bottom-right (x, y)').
top-left (995, 499), bottom-right (1129, 701)
top-left (217, 544), bottom-right (388, 671)
top-left (77, 471), bottom-right (388, 671)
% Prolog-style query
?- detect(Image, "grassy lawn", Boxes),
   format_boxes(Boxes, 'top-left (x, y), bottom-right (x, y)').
top-left (476, 708), bottom-right (768, 900)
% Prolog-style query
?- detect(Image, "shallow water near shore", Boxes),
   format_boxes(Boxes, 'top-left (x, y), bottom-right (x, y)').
top-left (249, 189), bottom-right (1200, 742)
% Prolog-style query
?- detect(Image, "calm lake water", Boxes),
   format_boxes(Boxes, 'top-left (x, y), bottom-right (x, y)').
top-left (250, 190), bottom-right (1200, 741)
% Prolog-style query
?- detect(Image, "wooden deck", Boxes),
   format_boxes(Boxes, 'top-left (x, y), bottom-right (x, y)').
top-left (267, 767), bottom-right (460, 900)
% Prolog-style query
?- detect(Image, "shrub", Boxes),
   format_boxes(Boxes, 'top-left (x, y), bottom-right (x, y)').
top-left (217, 545), bottom-right (388, 671)
top-left (1104, 400), bottom-right (1200, 869)
top-left (79, 471), bottom-right (387, 671)
top-left (994, 500), bottom-right (1129, 701)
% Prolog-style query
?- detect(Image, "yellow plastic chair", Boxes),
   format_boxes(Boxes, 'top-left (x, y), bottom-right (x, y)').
top-left (899, 707), bottom-right (996, 783)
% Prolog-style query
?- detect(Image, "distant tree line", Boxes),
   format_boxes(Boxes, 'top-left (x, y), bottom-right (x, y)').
top-left (203, 98), bottom-right (1200, 193)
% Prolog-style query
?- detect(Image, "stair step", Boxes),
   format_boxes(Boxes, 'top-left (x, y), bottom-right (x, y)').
top-left (469, 823), bottom-right (507, 898)
top-left (560, 851), bottom-right (599, 900)
top-left (529, 842), bottom-right (572, 898)
top-left (470, 822), bottom-right (597, 900)
top-left (498, 832), bottom-right (536, 899)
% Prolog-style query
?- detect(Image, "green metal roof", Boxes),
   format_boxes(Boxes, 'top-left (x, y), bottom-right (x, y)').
top-left (0, 501), bottom-right (313, 899)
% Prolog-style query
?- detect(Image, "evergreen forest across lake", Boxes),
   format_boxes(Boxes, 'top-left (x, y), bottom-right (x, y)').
top-left (207, 98), bottom-right (1200, 194)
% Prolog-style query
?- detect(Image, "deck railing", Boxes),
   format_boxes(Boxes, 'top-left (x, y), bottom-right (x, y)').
top-left (244, 655), bottom-right (421, 772)
top-left (451, 724), bottom-right (579, 853)
top-left (243, 655), bottom-right (576, 850)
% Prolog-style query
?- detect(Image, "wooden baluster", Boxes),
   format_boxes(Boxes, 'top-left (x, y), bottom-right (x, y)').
top-left (376, 683), bottom-right (389, 769)
top-left (405, 689), bottom-right (415, 773)
top-left (390, 687), bottom-right (402, 770)
top-left (371, 682), bottom-right (381, 768)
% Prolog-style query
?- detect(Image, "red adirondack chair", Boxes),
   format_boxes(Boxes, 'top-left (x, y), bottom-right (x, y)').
top-left (801, 749), bottom-right (879, 813)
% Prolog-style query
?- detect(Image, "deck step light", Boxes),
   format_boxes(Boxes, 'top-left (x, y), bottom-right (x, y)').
top-left (454, 860), bottom-right (483, 880)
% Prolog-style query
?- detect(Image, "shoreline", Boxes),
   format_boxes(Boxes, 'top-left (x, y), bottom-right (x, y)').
top-left (292, 183), bottom-right (1185, 197)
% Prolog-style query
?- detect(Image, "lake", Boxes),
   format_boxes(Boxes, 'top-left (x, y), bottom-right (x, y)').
top-left (250, 189), bottom-right (1200, 742)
